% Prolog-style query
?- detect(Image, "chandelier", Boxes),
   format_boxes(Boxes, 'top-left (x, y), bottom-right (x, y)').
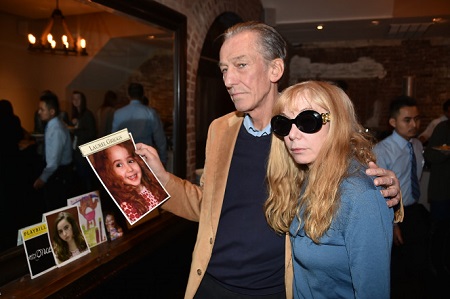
top-left (27, 0), bottom-right (87, 56)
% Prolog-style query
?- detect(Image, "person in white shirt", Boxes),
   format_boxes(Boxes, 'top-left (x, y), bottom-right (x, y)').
top-left (418, 99), bottom-right (450, 144)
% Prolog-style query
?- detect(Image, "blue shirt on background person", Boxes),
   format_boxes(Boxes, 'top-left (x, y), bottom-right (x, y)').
top-left (112, 85), bottom-right (167, 165)
top-left (40, 117), bottom-right (72, 182)
top-left (34, 91), bottom-right (74, 211)
top-left (374, 130), bottom-right (424, 207)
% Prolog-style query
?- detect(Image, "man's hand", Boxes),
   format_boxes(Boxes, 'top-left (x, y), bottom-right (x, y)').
top-left (135, 143), bottom-right (170, 185)
top-left (366, 161), bottom-right (401, 207)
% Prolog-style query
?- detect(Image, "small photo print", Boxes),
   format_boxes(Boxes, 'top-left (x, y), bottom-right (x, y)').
top-left (44, 206), bottom-right (91, 267)
top-left (21, 222), bottom-right (56, 279)
top-left (103, 210), bottom-right (124, 241)
top-left (79, 129), bottom-right (170, 225)
top-left (67, 191), bottom-right (107, 248)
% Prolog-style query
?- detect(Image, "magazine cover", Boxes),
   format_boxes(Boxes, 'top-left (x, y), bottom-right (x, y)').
top-left (79, 129), bottom-right (170, 225)
top-left (67, 191), bottom-right (107, 248)
top-left (44, 206), bottom-right (91, 267)
top-left (20, 222), bottom-right (57, 279)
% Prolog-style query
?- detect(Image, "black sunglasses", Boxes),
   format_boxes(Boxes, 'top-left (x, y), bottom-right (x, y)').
top-left (271, 110), bottom-right (331, 136)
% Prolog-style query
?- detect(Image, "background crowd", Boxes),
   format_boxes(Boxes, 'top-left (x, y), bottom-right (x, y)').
top-left (0, 83), bottom-right (166, 252)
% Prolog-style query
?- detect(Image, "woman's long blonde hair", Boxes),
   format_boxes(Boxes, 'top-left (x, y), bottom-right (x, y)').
top-left (265, 81), bottom-right (376, 243)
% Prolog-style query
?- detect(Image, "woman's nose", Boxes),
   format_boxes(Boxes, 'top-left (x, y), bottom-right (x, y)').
top-left (288, 124), bottom-right (301, 140)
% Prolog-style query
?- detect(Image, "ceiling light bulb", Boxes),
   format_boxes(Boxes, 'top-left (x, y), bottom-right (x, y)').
top-left (28, 34), bottom-right (36, 44)
top-left (317, 25), bottom-right (323, 30)
top-left (26, 0), bottom-right (88, 56)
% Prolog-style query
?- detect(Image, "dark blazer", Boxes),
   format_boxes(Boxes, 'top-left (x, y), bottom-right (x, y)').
top-left (424, 120), bottom-right (450, 202)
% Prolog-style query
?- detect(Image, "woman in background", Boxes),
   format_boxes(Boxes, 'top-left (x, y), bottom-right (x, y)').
top-left (71, 90), bottom-right (97, 193)
top-left (53, 211), bottom-right (88, 263)
top-left (96, 90), bottom-right (118, 137)
top-left (0, 99), bottom-right (25, 251)
top-left (265, 81), bottom-right (394, 298)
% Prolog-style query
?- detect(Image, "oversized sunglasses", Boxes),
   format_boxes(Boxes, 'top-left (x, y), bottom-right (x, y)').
top-left (271, 110), bottom-right (331, 136)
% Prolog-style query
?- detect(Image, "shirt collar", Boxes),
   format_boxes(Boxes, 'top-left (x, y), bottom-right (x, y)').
top-left (243, 114), bottom-right (271, 137)
top-left (392, 130), bottom-right (412, 149)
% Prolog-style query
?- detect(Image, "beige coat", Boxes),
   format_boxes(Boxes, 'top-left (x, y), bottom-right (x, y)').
top-left (162, 111), bottom-right (293, 299)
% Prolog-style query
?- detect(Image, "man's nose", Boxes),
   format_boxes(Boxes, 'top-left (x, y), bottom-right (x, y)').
top-left (223, 70), bottom-right (237, 88)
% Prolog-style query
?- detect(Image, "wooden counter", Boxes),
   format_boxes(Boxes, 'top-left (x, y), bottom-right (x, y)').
top-left (0, 212), bottom-right (193, 298)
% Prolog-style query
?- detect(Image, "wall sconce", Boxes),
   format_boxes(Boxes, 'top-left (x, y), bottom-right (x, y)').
top-left (27, 0), bottom-right (87, 56)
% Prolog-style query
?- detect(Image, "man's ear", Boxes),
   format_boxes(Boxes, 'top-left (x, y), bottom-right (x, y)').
top-left (49, 108), bottom-right (56, 118)
top-left (269, 58), bottom-right (284, 83)
top-left (388, 117), bottom-right (396, 128)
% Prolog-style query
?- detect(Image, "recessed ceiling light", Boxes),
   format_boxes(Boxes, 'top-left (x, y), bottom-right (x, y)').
top-left (317, 25), bottom-right (323, 30)
top-left (371, 20), bottom-right (380, 26)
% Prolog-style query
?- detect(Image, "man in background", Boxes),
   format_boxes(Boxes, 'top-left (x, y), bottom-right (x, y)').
top-left (112, 83), bottom-right (167, 165)
top-left (424, 118), bottom-right (450, 282)
top-left (34, 91), bottom-right (74, 211)
top-left (374, 95), bottom-right (430, 297)
top-left (419, 99), bottom-right (450, 144)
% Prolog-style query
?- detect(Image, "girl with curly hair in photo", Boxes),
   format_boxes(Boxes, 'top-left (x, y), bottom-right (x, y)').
top-left (92, 140), bottom-right (167, 223)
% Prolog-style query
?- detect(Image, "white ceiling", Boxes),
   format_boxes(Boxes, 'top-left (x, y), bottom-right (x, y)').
top-left (1, 0), bottom-right (450, 45)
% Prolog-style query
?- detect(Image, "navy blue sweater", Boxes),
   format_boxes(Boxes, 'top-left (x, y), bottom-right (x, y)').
top-left (207, 124), bottom-right (285, 295)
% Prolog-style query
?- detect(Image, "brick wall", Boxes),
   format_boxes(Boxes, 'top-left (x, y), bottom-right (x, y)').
top-left (150, 1), bottom-right (450, 179)
top-left (154, 0), bottom-right (263, 180)
top-left (290, 38), bottom-right (450, 139)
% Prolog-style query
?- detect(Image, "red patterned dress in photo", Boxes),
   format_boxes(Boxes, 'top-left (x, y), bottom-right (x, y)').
top-left (120, 186), bottom-right (160, 222)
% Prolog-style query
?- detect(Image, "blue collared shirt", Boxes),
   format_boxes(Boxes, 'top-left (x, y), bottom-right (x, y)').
top-left (373, 130), bottom-right (424, 206)
top-left (112, 99), bottom-right (167, 164)
top-left (40, 117), bottom-right (72, 182)
top-left (243, 114), bottom-right (271, 137)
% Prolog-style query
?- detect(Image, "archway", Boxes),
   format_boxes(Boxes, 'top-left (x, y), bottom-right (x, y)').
top-left (195, 13), bottom-right (242, 169)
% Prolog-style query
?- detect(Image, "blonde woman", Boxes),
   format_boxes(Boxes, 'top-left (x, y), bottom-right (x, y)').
top-left (265, 81), bottom-right (394, 298)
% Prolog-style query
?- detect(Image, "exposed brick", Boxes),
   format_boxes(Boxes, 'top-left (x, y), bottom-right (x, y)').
top-left (154, 0), bottom-right (262, 181)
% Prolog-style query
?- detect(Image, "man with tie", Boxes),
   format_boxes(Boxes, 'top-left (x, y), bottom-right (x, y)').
top-left (374, 95), bottom-right (431, 296)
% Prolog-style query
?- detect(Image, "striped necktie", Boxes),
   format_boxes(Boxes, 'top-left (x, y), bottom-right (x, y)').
top-left (408, 141), bottom-right (420, 201)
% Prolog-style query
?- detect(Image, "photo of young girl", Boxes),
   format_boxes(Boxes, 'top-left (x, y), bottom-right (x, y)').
top-left (44, 206), bottom-right (90, 266)
top-left (89, 138), bottom-right (169, 225)
top-left (104, 211), bottom-right (124, 241)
